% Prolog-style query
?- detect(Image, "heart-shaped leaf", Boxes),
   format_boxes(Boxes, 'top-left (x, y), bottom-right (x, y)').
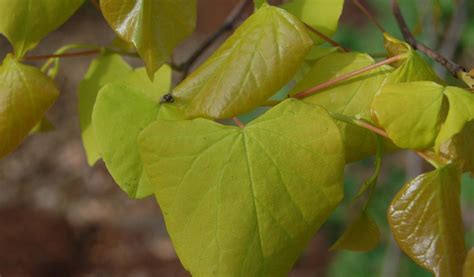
top-left (0, 0), bottom-right (85, 57)
top-left (290, 52), bottom-right (393, 162)
top-left (281, 0), bottom-right (344, 41)
top-left (372, 81), bottom-right (446, 149)
top-left (92, 65), bottom-right (183, 199)
top-left (173, 4), bottom-right (313, 119)
top-left (138, 99), bottom-right (345, 275)
top-left (388, 164), bottom-right (466, 277)
top-left (100, 0), bottom-right (196, 79)
top-left (79, 53), bottom-right (133, 165)
top-left (0, 55), bottom-right (59, 158)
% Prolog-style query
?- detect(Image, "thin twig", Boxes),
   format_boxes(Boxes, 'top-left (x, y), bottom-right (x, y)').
top-left (293, 54), bottom-right (405, 99)
top-left (391, 0), bottom-right (467, 77)
top-left (24, 49), bottom-right (102, 61)
top-left (177, 0), bottom-right (251, 78)
top-left (304, 24), bottom-right (349, 52)
top-left (351, 0), bottom-right (386, 33)
top-left (232, 117), bottom-right (245, 128)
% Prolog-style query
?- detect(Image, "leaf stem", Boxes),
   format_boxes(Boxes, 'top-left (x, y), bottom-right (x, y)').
top-left (304, 24), bottom-right (349, 52)
top-left (232, 117), bottom-right (245, 128)
top-left (24, 49), bottom-right (102, 61)
top-left (293, 54), bottom-right (405, 99)
top-left (351, 0), bottom-right (385, 33)
top-left (391, 0), bottom-right (467, 78)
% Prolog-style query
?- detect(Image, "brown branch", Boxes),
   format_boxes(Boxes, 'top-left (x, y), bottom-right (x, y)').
top-left (24, 49), bottom-right (102, 61)
top-left (391, 0), bottom-right (467, 77)
top-left (177, 0), bottom-right (252, 77)
top-left (293, 54), bottom-right (406, 99)
top-left (304, 24), bottom-right (349, 52)
top-left (351, 0), bottom-right (386, 33)
top-left (232, 117), bottom-right (245, 128)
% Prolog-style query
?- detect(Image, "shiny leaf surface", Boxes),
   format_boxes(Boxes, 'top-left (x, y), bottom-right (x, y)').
top-left (173, 4), bottom-right (313, 119)
top-left (388, 164), bottom-right (466, 277)
top-left (139, 99), bottom-right (345, 275)
top-left (100, 0), bottom-right (196, 78)
top-left (0, 55), bottom-right (59, 158)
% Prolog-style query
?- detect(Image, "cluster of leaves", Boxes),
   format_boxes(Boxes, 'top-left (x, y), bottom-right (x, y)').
top-left (0, 0), bottom-right (473, 276)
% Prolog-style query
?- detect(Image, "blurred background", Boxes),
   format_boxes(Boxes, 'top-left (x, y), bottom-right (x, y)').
top-left (0, 0), bottom-right (472, 276)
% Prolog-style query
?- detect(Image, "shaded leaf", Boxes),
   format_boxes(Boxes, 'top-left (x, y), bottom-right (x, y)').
top-left (441, 121), bottom-right (474, 174)
top-left (331, 212), bottom-right (380, 252)
top-left (0, 0), bottom-right (85, 57)
top-left (173, 4), bottom-right (313, 119)
top-left (464, 248), bottom-right (474, 277)
top-left (388, 164), bottom-right (466, 277)
top-left (30, 117), bottom-right (55, 134)
top-left (138, 99), bottom-right (345, 276)
top-left (281, 0), bottom-right (344, 42)
top-left (254, 0), bottom-right (266, 9)
top-left (100, 0), bottom-right (196, 78)
top-left (435, 87), bottom-right (474, 150)
top-left (92, 65), bottom-right (183, 199)
top-left (290, 52), bottom-right (392, 162)
top-left (79, 53), bottom-right (132, 165)
top-left (372, 81), bottom-right (446, 149)
top-left (0, 55), bottom-right (59, 158)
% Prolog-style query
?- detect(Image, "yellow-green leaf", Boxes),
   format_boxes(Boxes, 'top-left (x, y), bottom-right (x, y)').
top-left (79, 53), bottom-right (133, 166)
top-left (173, 5), bottom-right (313, 119)
top-left (464, 248), bottom-right (474, 277)
top-left (100, 0), bottom-right (196, 79)
top-left (290, 52), bottom-right (392, 162)
top-left (0, 55), bottom-right (59, 158)
top-left (331, 212), bottom-right (380, 252)
top-left (281, 0), bottom-right (344, 42)
top-left (254, 0), bottom-right (266, 9)
top-left (138, 99), bottom-right (345, 275)
top-left (0, 0), bottom-right (85, 57)
top-left (435, 87), bottom-right (474, 151)
top-left (372, 81), bottom-right (446, 149)
top-left (92, 65), bottom-right (183, 199)
top-left (388, 164), bottom-right (466, 277)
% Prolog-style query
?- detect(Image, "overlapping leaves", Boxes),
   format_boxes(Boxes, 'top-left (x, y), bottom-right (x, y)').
top-left (138, 99), bottom-right (345, 276)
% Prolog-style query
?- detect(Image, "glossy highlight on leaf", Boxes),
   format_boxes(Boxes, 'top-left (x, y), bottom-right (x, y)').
top-left (92, 64), bottom-right (182, 199)
top-left (0, 0), bottom-right (85, 57)
top-left (138, 99), bottom-right (345, 276)
top-left (173, 4), bottom-right (313, 119)
top-left (388, 164), bottom-right (466, 277)
top-left (100, 0), bottom-right (196, 79)
top-left (0, 55), bottom-right (59, 158)
top-left (372, 81), bottom-right (446, 149)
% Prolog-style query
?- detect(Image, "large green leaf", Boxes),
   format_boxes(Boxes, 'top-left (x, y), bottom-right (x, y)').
top-left (388, 164), bottom-right (466, 277)
top-left (290, 52), bottom-right (392, 162)
top-left (79, 53), bottom-right (133, 166)
top-left (383, 33), bottom-right (441, 84)
top-left (435, 87), bottom-right (474, 150)
top-left (173, 4), bottom-right (313, 119)
top-left (0, 0), bottom-right (84, 57)
top-left (281, 0), bottom-right (344, 39)
top-left (0, 55), bottom-right (59, 158)
top-left (138, 99), bottom-right (345, 275)
top-left (92, 65), bottom-right (183, 199)
top-left (441, 121), bottom-right (474, 174)
top-left (100, 0), bottom-right (196, 79)
top-left (372, 81), bottom-right (446, 149)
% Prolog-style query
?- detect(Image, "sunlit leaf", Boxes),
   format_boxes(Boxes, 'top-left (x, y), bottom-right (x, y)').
top-left (138, 99), bottom-right (345, 275)
top-left (372, 81), bottom-right (446, 149)
top-left (100, 0), bottom-right (196, 79)
top-left (290, 52), bottom-right (392, 162)
top-left (0, 55), bottom-right (59, 158)
top-left (383, 33), bottom-right (441, 83)
top-left (173, 4), bottom-right (313, 119)
top-left (464, 248), bottom-right (474, 277)
top-left (0, 0), bottom-right (85, 57)
top-left (331, 212), bottom-right (380, 252)
top-left (281, 0), bottom-right (344, 42)
top-left (92, 65), bottom-right (183, 199)
top-left (435, 87), bottom-right (474, 150)
top-left (388, 164), bottom-right (466, 277)
top-left (79, 53), bottom-right (132, 166)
